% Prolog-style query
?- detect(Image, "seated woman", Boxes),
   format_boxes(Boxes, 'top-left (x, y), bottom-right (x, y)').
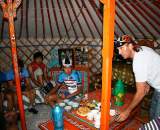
top-left (28, 51), bottom-right (55, 105)
top-left (6, 59), bottom-right (38, 114)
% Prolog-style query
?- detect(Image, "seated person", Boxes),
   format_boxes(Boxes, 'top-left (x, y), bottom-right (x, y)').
top-left (0, 83), bottom-right (18, 130)
top-left (49, 57), bottom-right (82, 105)
top-left (0, 83), bottom-right (4, 113)
top-left (28, 51), bottom-right (55, 105)
top-left (0, 111), bottom-right (18, 130)
top-left (6, 59), bottom-right (38, 114)
top-left (28, 51), bottom-right (49, 87)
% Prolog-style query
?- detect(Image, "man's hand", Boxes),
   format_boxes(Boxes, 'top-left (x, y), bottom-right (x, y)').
top-left (115, 110), bottom-right (130, 122)
top-left (61, 94), bottom-right (66, 99)
top-left (60, 85), bottom-right (67, 90)
top-left (145, 84), bottom-right (150, 95)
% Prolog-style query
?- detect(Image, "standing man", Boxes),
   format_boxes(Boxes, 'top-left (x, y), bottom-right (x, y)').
top-left (114, 35), bottom-right (160, 121)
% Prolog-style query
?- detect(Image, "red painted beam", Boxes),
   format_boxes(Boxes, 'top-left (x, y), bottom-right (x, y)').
top-left (116, 10), bottom-right (136, 36)
top-left (115, 20), bottom-right (125, 35)
top-left (123, 2), bottom-right (155, 38)
top-left (82, 0), bottom-right (102, 38)
top-left (90, 0), bottom-right (119, 38)
top-left (68, 0), bottom-right (86, 38)
top-left (143, 1), bottom-right (160, 20)
top-left (0, 18), bottom-right (4, 40)
top-left (116, 1), bottom-right (146, 38)
top-left (101, 0), bottom-right (115, 129)
top-left (50, 0), bottom-right (62, 38)
top-left (18, 0), bottom-right (23, 39)
top-left (63, 0), bottom-right (78, 38)
top-left (26, 0), bottom-right (29, 38)
top-left (132, 0), bottom-right (160, 35)
top-left (56, 0), bottom-right (69, 38)
top-left (88, 0), bottom-right (103, 22)
top-left (75, 0), bottom-right (95, 38)
top-left (40, 0), bottom-right (46, 39)
top-left (45, 0), bottom-right (53, 38)
top-left (34, 0), bottom-right (37, 39)
top-left (8, 4), bottom-right (27, 129)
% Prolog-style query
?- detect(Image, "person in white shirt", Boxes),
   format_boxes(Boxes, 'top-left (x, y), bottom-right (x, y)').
top-left (114, 35), bottom-right (160, 122)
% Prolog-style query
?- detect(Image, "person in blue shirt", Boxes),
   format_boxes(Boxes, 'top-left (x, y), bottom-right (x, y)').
top-left (49, 56), bottom-right (82, 106)
top-left (5, 59), bottom-right (38, 114)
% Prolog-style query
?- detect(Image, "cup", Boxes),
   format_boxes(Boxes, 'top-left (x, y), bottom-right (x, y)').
top-left (91, 109), bottom-right (99, 114)
top-left (94, 112), bottom-right (101, 121)
top-left (87, 112), bottom-right (94, 121)
top-left (94, 120), bottom-right (100, 128)
top-left (110, 109), bottom-right (116, 116)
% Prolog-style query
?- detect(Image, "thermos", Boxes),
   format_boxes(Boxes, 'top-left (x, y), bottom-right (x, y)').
top-left (112, 79), bottom-right (125, 106)
top-left (51, 104), bottom-right (64, 130)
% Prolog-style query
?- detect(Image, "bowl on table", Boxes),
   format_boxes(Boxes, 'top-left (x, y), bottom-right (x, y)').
top-left (64, 106), bottom-right (72, 112)
top-left (64, 99), bottom-right (70, 104)
top-left (67, 101), bottom-right (74, 106)
top-left (72, 102), bottom-right (79, 109)
top-left (58, 102), bottom-right (65, 108)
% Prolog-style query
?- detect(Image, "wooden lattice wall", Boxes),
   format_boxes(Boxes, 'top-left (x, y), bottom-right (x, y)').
top-left (0, 38), bottom-right (102, 83)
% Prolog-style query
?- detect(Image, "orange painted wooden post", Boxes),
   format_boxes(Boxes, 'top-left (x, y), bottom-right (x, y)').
top-left (0, 1), bottom-right (27, 130)
top-left (99, 0), bottom-right (115, 130)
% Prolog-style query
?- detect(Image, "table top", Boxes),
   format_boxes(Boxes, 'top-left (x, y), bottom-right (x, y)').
top-left (39, 89), bottom-right (139, 130)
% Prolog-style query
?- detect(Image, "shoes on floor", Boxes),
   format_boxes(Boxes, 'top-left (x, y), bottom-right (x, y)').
top-left (28, 108), bottom-right (38, 114)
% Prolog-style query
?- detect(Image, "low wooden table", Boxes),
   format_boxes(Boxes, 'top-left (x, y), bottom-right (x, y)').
top-left (39, 90), bottom-right (140, 130)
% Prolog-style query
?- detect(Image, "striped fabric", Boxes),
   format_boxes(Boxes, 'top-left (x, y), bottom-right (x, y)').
top-left (139, 117), bottom-right (160, 130)
top-left (3, 89), bottom-right (45, 110)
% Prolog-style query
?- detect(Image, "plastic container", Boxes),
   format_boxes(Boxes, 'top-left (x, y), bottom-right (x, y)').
top-left (51, 104), bottom-right (64, 130)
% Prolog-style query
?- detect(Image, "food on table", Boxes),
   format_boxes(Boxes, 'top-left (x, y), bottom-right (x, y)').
top-left (77, 107), bottom-right (91, 117)
top-left (79, 100), bottom-right (89, 106)
top-left (86, 102), bottom-right (96, 109)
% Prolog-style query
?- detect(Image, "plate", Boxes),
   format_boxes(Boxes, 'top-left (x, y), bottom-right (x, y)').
top-left (76, 107), bottom-right (90, 117)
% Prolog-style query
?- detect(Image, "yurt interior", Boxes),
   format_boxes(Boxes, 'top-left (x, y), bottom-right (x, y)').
top-left (0, 0), bottom-right (160, 130)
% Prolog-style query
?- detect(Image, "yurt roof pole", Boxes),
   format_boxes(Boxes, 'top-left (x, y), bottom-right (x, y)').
top-left (0, 1), bottom-right (27, 130)
top-left (100, 0), bottom-right (115, 130)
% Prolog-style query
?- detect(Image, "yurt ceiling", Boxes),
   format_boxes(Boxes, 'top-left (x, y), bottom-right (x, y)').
top-left (0, 0), bottom-right (160, 40)
top-left (0, 0), bottom-right (160, 78)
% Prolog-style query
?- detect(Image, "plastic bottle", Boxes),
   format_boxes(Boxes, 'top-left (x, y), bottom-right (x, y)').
top-left (51, 104), bottom-right (64, 130)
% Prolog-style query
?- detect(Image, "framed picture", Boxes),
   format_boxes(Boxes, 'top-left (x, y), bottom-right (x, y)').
top-left (58, 49), bottom-right (74, 67)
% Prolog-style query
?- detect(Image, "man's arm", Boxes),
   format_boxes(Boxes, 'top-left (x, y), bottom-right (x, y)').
top-left (66, 85), bottom-right (82, 99)
top-left (126, 82), bottom-right (147, 112)
top-left (116, 82), bottom-right (148, 122)
top-left (25, 78), bottom-right (32, 91)
top-left (48, 83), bottom-right (62, 95)
top-left (43, 67), bottom-right (49, 82)
top-left (28, 65), bottom-right (41, 87)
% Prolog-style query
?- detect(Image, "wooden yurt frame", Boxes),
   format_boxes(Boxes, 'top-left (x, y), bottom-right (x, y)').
top-left (0, 0), bottom-right (115, 130)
